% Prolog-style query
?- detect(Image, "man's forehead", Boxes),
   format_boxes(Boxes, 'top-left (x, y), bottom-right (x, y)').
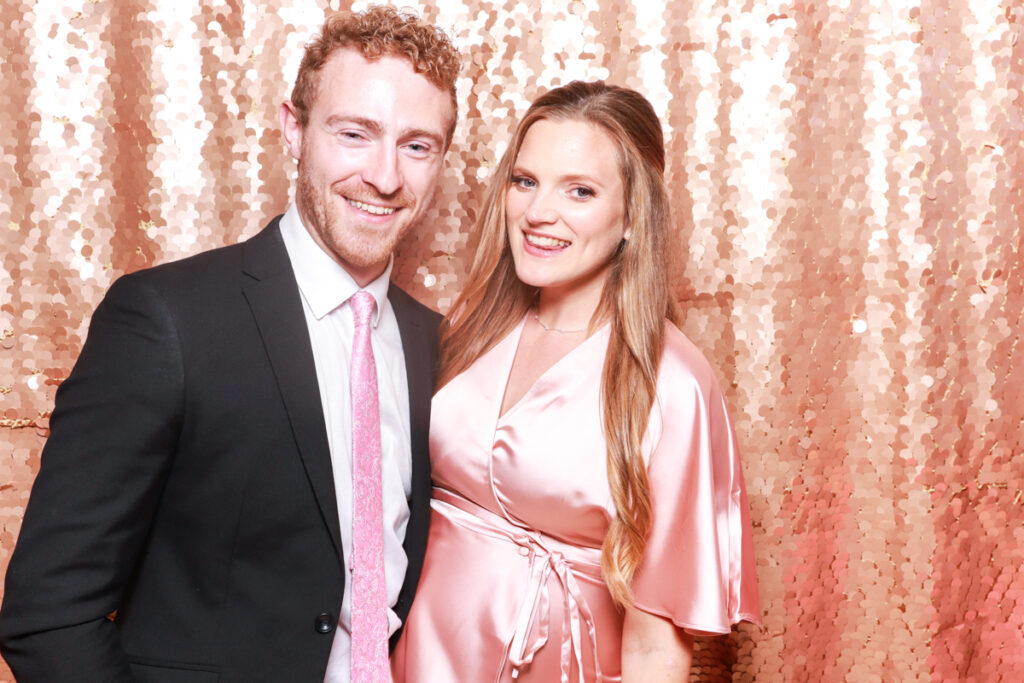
top-left (316, 51), bottom-right (448, 104)
top-left (317, 49), bottom-right (439, 93)
top-left (310, 50), bottom-right (454, 140)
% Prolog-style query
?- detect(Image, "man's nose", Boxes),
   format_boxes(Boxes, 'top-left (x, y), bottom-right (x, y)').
top-left (361, 144), bottom-right (402, 196)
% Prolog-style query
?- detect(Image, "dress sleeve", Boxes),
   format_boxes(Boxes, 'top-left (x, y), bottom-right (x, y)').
top-left (629, 333), bottom-right (761, 635)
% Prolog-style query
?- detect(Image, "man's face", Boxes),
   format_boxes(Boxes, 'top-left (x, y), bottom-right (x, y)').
top-left (280, 49), bottom-right (453, 286)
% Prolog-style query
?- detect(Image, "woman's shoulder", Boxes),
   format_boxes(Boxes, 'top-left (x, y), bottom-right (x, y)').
top-left (658, 320), bottom-right (721, 396)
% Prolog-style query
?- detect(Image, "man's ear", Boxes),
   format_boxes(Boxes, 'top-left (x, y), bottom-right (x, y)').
top-left (279, 101), bottom-right (303, 161)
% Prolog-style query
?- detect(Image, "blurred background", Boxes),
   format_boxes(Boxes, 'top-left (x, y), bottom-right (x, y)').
top-left (1, 0), bottom-right (1022, 680)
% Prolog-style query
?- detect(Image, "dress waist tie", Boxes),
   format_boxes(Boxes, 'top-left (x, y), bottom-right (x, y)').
top-left (432, 487), bottom-right (604, 683)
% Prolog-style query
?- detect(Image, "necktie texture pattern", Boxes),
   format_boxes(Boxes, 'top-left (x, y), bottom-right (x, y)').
top-left (348, 291), bottom-right (389, 682)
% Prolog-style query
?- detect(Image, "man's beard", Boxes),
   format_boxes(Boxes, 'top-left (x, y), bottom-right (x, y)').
top-left (295, 165), bottom-right (416, 271)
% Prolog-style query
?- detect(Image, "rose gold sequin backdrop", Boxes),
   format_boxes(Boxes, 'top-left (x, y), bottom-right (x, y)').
top-left (1, 0), bottom-right (1022, 680)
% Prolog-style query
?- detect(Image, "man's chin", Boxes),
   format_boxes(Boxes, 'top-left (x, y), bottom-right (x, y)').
top-left (324, 240), bottom-right (395, 275)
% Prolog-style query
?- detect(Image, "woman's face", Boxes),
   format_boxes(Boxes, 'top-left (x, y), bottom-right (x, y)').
top-left (505, 118), bottom-right (627, 301)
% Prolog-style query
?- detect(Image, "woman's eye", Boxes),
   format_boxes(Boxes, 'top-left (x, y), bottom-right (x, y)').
top-left (511, 176), bottom-right (536, 189)
top-left (570, 186), bottom-right (594, 199)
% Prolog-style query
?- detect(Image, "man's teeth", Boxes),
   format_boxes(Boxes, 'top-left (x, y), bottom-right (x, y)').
top-left (348, 199), bottom-right (396, 216)
top-left (525, 233), bottom-right (571, 248)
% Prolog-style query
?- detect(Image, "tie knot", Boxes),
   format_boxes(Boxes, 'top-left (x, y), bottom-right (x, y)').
top-left (350, 291), bottom-right (376, 328)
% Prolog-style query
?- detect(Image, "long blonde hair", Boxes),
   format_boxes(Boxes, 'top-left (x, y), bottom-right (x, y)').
top-left (440, 81), bottom-right (680, 606)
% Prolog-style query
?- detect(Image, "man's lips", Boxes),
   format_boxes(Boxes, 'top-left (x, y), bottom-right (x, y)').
top-left (345, 197), bottom-right (398, 216)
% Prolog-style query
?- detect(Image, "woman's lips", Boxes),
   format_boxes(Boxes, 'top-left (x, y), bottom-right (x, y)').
top-left (522, 230), bottom-right (571, 256)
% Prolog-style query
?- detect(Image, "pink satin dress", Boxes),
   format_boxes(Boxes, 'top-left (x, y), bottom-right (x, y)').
top-left (391, 318), bottom-right (761, 682)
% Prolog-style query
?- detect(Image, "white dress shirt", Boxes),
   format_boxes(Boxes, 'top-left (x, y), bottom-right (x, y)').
top-left (279, 205), bottom-right (411, 683)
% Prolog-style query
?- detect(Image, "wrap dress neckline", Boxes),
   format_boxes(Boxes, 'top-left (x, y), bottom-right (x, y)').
top-left (470, 315), bottom-right (611, 681)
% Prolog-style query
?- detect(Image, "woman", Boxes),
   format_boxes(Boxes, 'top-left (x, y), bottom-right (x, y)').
top-left (392, 81), bottom-right (760, 681)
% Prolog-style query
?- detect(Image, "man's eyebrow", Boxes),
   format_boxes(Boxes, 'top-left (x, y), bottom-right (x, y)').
top-left (322, 116), bottom-right (445, 148)
top-left (324, 115), bottom-right (383, 136)
top-left (402, 128), bottom-right (446, 148)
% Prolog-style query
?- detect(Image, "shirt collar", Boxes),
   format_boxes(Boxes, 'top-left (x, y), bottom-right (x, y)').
top-left (279, 203), bottom-right (392, 326)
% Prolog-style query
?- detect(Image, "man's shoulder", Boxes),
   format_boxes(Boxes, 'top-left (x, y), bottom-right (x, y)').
top-left (387, 283), bottom-right (442, 328)
top-left (113, 217), bottom-right (284, 295)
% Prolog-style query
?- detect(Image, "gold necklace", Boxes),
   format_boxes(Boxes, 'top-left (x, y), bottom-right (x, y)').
top-left (532, 309), bottom-right (587, 334)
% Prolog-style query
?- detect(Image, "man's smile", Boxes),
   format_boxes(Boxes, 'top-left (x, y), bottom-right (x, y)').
top-left (345, 198), bottom-right (398, 216)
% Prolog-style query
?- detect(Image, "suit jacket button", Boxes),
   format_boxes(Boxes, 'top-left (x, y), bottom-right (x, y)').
top-left (315, 612), bottom-right (335, 634)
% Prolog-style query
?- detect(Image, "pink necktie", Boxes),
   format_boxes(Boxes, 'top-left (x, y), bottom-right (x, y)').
top-left (348, 291), bottom-right (389, 682)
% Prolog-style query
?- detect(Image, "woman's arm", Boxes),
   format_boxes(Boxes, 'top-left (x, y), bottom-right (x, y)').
top-left (621, 606), bottom-right (695, 682)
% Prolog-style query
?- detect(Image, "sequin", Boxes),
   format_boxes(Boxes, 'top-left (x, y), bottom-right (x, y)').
top-left (2, 2), bottom-right (1022, 681)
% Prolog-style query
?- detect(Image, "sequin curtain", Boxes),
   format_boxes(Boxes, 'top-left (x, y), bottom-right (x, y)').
top-left (1, 1), bottom-right (1022, 680)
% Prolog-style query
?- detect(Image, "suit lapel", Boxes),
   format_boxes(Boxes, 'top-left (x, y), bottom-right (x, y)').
top-left (240, 219), bottom-right (343, 566)
top-left (387, 285), bottom-right (437, 637)
top-left (238, 224), bottom-right (435, 608)
top-left (388, 286), bottom-right (432, 501)
top-left (387, 286), bottom-right (428, 471)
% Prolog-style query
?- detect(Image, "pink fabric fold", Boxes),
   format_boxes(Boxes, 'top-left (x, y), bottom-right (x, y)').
top-left (630, 328), bottom-right (762, 634)
top-left (392, 318), bottom-right (760, 682)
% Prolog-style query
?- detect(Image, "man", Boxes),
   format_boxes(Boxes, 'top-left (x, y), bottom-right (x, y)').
top-left (0, 7), bottom-right (459, 682)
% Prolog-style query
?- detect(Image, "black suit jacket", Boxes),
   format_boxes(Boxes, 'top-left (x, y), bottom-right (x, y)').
top-left (0, 217), bottom-right (440, 683)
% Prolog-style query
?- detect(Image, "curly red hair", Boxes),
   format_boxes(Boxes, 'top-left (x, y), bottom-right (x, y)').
top-left (290, 5), bottom-right (461, 140)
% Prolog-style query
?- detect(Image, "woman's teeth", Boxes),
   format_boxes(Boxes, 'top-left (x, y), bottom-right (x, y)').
top-left (525, 233), bottom-right (570, 248)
